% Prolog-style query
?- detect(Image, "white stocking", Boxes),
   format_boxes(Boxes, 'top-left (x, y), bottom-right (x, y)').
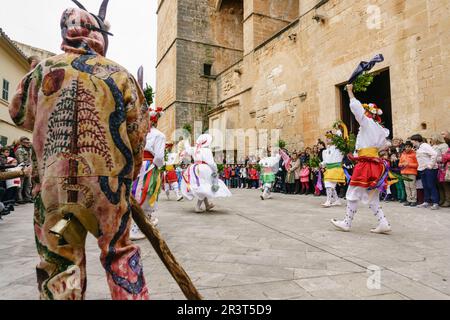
top-left (171, 182), bottom-right (181, 198)
top-left (264, 185), bottom-right (271, 198)
top-left (326, 188), bottom-right (333, 203)
top-left (331, 188), bottom-right (339, 203)
top-left (131, 198), bottom-right (155, 234)
top-left (369, 198), bottom-right (388, 225)
top-left (344, 200), bottom-right (358, 227)
top-left (165, 183), bottom-right (170, 196)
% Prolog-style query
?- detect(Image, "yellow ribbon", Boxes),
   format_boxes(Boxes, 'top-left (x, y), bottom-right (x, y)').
top-left (148, 173), bottom-right (162, 208)
top-left (340, 123), bottom-right (349, 140)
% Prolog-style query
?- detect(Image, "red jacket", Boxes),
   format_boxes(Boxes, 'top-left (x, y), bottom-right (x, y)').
top-left (248, 168), bottom-right (258, 180)
top-left (224, 167), bottom-right (231, 179)
top-left (399, 150), bottom-right (419, 175)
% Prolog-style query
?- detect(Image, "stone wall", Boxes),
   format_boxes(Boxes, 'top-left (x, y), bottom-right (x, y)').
top-left (243, 0), bottom-right (299, 54)
top-left (156, 0), bottom-right (177, 62)
top-left (155, 45), bottom-right (176, 110)
top-left (157, 0), bottom-right (245, 137)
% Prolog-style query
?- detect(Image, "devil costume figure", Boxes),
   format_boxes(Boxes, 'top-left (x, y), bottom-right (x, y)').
top-left (130, 108), bottom-right (166, 240)
top-left (164, 149), bottom-right (183, 201)
top-left (10, 1), bottom-right (151, 300)
top-left (321, 131), bottom-right (346, 207)
top-left (259, 154), bottom-right (280, 200)
top-left (331, 84), bottom-right (391, 234)
top-left (180, 134), bottom-right (231, 213)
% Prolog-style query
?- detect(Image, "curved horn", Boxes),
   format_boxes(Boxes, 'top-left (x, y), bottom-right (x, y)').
top-left (71, 0), bottom-right (87, 11)
top-left (137, 66), bottom-right (144, 90)
top-left (98, 0), bottom-right (110, 21)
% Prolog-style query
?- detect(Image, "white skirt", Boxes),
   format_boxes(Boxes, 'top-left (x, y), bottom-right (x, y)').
top-left (324, 181), bottom-right (337, 189)
top-left (346, 185), bottom-right (380, 205)
top-left (180, 164), bottom-right (232, 201)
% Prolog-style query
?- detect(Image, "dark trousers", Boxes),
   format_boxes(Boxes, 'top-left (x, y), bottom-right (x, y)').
top-left (278, 172), bottom-right (286, 193)
top-left (3, 187), bottom-right (18, 205)
top-left (420, 169), bottom-right (439, 204)
top-left (17, 176), bottom-right (32, 201)
top-left (294, 180), bottom-right (301, 194)
top-left (301, 182), bottom-right (309, 194)
top-left (286, 183), bottom-right (295, 194)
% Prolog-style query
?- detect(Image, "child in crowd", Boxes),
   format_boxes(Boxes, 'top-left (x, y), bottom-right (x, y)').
top-left (389, 148), bottom-right (406, 203)
top-left (300, 163), bottom-right (310, 195)
top-left (399, 141), bottom-right (419, 206)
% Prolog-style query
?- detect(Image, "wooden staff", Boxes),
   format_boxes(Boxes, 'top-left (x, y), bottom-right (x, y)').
top-left (129, 196), bottom-right (202, 300)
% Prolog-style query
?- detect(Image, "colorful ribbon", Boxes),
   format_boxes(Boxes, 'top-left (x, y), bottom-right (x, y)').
top-left (316, 170), bottom-right (323, 191)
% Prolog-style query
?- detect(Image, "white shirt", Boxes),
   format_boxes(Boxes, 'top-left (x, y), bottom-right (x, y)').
top-left (184, 142), bottom-right (218, 173)
top-left (416, 143), bottom-right (438, 171)
top-left (240, 167), bottom-right (247, 178)
top-left (321, 145), bottom-right (344, 165)
top-left (144, 128), bottom-right (166, 168)
top-left (350, 98), bottom-right (389, 151)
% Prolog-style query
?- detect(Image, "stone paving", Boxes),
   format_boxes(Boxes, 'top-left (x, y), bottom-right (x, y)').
top-left (1, 188), bottom-right (449, 300)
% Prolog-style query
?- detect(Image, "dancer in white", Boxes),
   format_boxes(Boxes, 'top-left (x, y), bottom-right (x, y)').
top-left (259, 154), bottom-right (281, 200)
top-left (164, 151), bottom-right (183, 201)
top-left (321, 130), bottom-right (346, 207)
top-left (180, 134), bottom-right (232, 213)
top-left (331, 84), bottom-right (391, 234)
top-left (130, 108), bottom-right (166, 240)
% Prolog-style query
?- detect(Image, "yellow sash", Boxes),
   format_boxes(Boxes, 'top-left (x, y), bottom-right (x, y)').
top-left (357, 148), bottom-right (379, 158)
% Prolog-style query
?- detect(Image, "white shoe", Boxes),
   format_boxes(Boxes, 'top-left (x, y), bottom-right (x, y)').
top-left (177, 195), bottom-right (183, 201)
top-left (331, 200), bottom-right (342, 207)
top-left (322, 201), bottom-right (332, 208)
top-left (206, 203), bottom-right (215, 211)
top-left (417, 202), bottom-right (430, 208)
top-left (370, 222), bottom-right (392, 234)
top-left (330, 219), bottom-right (350, 232)
top-left (130, 229), bottom-right (146, 241)
top-left (195, 206), bottom-right (205, 213)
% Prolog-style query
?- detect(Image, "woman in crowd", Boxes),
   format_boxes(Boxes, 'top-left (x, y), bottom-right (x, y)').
top-left (286, 153), bottom-right (297, 194)
top-left (430, 133), bottom-right (449, 207)
top-left (410, 134), bottom-right (440, 210)
top-left (290, 153), bottom-right (301, 194)
top-left (239, 164), bottom-right (247, 188)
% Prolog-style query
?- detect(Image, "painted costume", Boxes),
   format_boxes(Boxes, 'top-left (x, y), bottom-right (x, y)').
top-left (259, 155), bottom-right (280, 200)
top-left (130, 126), bottom-right (165, 237)
top-left (321, 144), bottom-right (345, 207)
top-left (163, 151), bottom-right (182, 201)
top-left (180, 134), bottom-right (231, 212)
top-left (9, 3), bottom-right (151, 300)
top-left (331, 98), bottom-right (391, 234)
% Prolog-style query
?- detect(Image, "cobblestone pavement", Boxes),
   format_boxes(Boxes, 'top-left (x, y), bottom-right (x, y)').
top-left (1, 189), bottom-right (449, 300)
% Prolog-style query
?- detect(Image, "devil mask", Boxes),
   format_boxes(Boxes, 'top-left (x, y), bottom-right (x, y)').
top-left (61, 0), bottom-right (113, 56)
